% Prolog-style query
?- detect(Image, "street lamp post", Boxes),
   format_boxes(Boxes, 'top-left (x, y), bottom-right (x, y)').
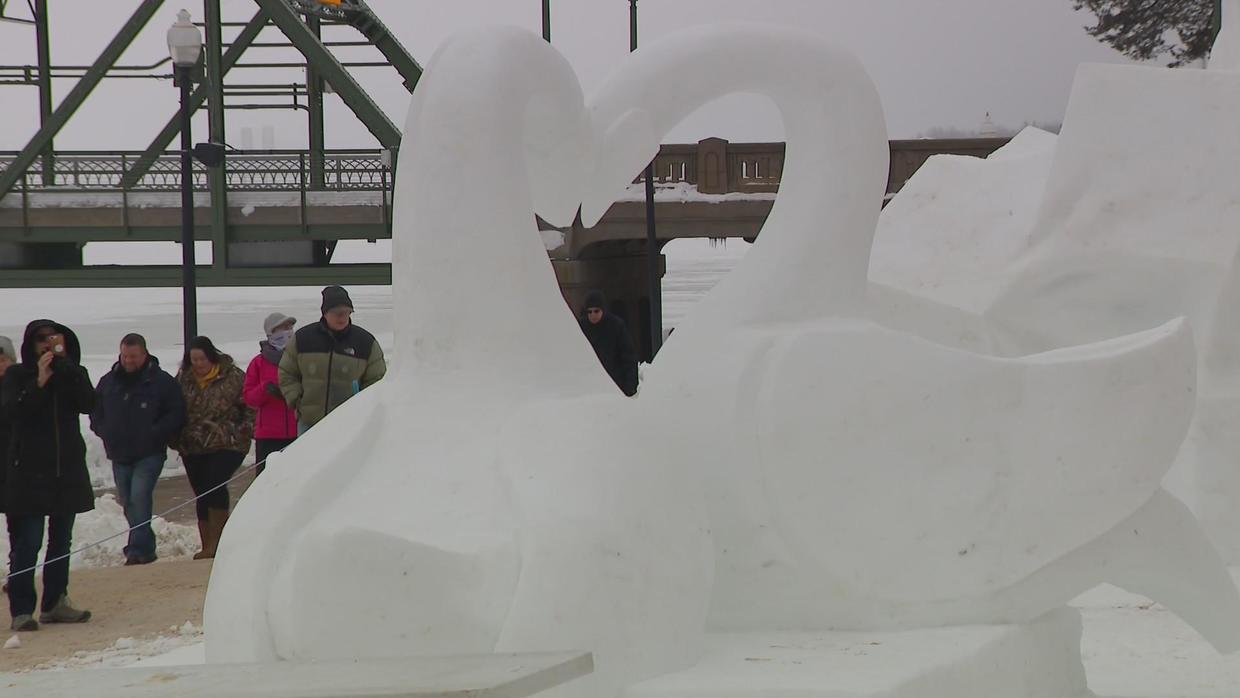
top-left (168, 9), bottom-right (203, 348)
top-left (629, 0), bottom-right (662, 360)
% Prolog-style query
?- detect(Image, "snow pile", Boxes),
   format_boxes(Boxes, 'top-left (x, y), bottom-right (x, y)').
top-left (0, 495), bottom-right (197, 577)
top-left (81, 430), bottom-right (187, 490)
top-left (614, 180), bottom-right (777, 204)
top-left (869, 126), bottom-right (1056, 316)
top-left (34, 621), bottom-right (203, 671)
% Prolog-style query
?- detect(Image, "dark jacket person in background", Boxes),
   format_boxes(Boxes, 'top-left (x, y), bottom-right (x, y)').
top-left (280, 285), bottom-right (386, 432)
top-left (0, 320), bottom-right (95, 631)
top-left (90, 333), bottom-right (186, 565)
top-left (578, 290), bottom-right (639, 396)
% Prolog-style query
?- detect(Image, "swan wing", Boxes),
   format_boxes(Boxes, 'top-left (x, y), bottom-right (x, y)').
top-left (756, 318), bottom-right (1193, 604)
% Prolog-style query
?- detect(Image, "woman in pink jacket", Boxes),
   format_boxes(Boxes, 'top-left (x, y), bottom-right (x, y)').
top-left (244, 313), bottom-right (298, 475)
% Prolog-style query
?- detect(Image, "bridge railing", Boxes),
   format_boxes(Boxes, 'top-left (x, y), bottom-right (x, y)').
top-left (631, 137), bottom-right (1009, 196)
top-left (1, 137), bottom-right (1010, 201)
top-left (0, 150), bottom-right (391, 192)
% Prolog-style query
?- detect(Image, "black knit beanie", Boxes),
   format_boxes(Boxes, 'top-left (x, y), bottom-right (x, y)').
top-left (321, 285), bottom-right (354, 314)
top-left (583, 289), bottom-right (606, 311)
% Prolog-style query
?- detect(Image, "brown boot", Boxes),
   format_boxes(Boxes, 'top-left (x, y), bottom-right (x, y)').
top-left (210, 508), bottom-right (230, 555)
top-left (193, 518), bottom-right (213, 560)
top-left (195, 509), bottom-right (230, 560)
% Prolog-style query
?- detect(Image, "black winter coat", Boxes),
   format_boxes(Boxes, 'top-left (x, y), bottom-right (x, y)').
top-left (0, 320), bottom-right (96, 516)
top-left (0, 374), bottom-right (10, 479)
top-left (579, 313), bottom-right (640, 396)
top-left (90, 356), bottom-right (186, 464)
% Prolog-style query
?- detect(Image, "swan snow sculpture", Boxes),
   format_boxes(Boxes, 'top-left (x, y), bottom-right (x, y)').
top-left (203, 21), bottom-right (1240, 698)
top-left (584, 25), bottom-right (1240, 649)
top-left (203, 27), bottom-right (712, 698)
top-left (1212, 0), bottom-right (1240, 70)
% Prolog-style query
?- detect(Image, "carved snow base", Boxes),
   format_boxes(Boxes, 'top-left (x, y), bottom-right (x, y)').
top-left (624, 608), bottom-right (1089, 698)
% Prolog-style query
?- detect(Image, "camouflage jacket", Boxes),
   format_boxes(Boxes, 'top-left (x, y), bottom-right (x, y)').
top-left (172, 356), bottom-right (255, 456)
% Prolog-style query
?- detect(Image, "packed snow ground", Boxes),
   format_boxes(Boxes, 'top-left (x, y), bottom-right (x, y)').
top-left (33, 574), bottom-right (1240, 697)
top-left (22, 621), bottom-right (203, 672)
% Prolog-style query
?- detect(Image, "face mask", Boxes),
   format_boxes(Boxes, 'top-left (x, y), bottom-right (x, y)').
top-left (268, 329), bottom-right (292, 351)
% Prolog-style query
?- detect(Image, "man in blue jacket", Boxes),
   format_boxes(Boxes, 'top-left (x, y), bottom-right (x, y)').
top-left (90, 333), bottom-right (186, 565)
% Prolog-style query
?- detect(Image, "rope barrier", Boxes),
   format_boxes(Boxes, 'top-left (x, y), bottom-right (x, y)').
top-left (2, 450), bottom-right (277, 583)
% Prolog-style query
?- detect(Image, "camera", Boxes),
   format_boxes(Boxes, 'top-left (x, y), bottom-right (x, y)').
top-left (46, 334), bottom-right (65, 356)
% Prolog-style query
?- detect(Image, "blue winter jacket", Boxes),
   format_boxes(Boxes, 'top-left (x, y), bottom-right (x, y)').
top-left (90, 356), bottom-right (186, 463)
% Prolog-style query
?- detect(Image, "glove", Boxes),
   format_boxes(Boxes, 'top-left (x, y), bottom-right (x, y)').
top-left (264, 382), bottom-right (283, 399)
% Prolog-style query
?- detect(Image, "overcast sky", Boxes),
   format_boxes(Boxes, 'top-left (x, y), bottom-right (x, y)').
top-left (0, 0), bottom-right (1146, 151)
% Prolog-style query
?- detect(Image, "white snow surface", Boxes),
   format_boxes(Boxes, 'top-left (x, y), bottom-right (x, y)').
top-left (32, 621), bottom-right (203, 672)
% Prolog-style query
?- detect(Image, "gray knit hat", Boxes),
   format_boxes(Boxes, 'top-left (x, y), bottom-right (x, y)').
top-left (0, 336), bottom-right (15, 362)
top-left (263, 312), bottom-right (297, 336)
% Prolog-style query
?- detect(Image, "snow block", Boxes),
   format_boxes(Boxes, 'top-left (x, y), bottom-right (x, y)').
top-left (624, 609), bottom-right (1088, 698)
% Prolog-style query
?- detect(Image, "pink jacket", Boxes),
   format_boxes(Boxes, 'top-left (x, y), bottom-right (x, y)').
top-left (244, 349), bottom-right (298, 440)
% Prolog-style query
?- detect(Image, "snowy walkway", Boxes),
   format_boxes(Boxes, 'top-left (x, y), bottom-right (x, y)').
top-left (0, 559), bottom-right (209, 672)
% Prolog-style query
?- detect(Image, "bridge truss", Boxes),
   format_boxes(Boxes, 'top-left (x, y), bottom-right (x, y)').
top-left (0, 0), bottom-right (419, 287)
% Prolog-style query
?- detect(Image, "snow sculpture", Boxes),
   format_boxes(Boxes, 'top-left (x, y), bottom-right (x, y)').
top-left (868, 60), bottom-right (1240, 566)
top-left (1211, 0), bottom-right (1240, 70)
top-left (203, 27), bottom-right (713, 698)
top-left (585, 25), bottom-right (1240, 649)
top-left (204, 21), bottom-right (1240, 698)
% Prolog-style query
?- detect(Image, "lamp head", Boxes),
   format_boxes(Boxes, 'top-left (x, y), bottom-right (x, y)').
top-left (167, 9), bottom-right (203, 68)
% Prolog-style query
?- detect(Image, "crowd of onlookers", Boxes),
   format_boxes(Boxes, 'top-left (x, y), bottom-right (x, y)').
top-left (0, 284), bottom-right (637, 634)
top-left (0, 285), bottom-right (385, 633)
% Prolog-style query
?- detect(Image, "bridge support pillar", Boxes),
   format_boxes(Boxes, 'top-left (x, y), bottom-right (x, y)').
top-left (0, 242), bottom-right (82, 269)
top-left (553, 254), bottom-right (665, 362)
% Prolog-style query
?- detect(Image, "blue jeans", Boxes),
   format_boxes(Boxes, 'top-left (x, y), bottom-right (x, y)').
top-left (112, 453), bottom-right (165, 561)
top-left (7, 514), bottom-right (75, 618)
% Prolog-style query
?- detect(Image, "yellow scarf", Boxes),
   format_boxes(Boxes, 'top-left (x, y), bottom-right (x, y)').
top-left (195, 363), bottom-right (221, 390)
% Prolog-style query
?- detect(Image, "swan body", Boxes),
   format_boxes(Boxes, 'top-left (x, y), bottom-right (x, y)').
top-left (588, 25), bottom-right (1240, 648)
top-left (1212, 0), bottom-right (1240, 71)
